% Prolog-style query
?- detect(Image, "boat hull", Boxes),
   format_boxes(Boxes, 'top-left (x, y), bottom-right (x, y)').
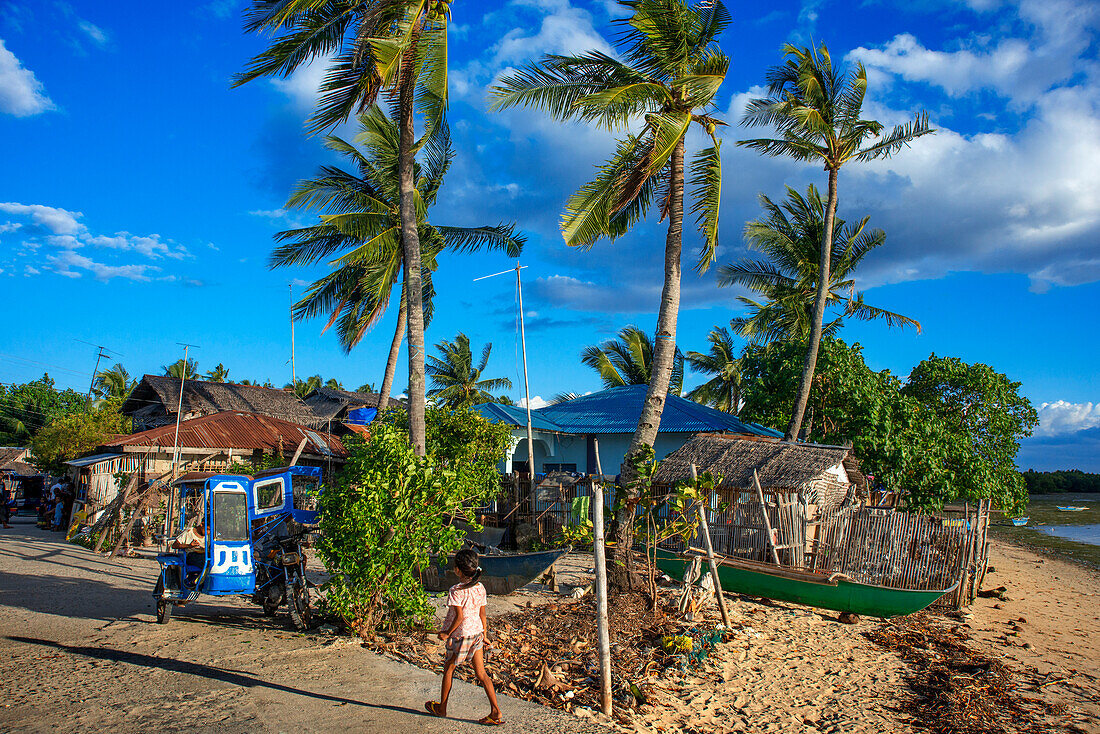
top-left (655, 549), bottom-right (953, 619)
top-left (422, 548), bottom-right (570, 595)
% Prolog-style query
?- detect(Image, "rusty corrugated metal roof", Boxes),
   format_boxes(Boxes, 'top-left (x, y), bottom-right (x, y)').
top-left (106, 411), bottom-right (347, 458)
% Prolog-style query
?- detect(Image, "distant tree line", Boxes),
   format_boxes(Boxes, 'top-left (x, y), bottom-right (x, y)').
top-left (1022, 470), bottom-right (1100, 494)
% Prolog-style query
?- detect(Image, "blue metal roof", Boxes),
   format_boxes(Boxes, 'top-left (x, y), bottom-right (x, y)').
top-left (474, 386), bottom-right (782, 437)
top-left (471, 402), bottom-right (566, 432)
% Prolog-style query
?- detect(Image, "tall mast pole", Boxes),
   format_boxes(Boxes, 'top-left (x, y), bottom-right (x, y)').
top-left (86, 349), bottom-right (107, 407)
top-left (289, 283), bottom-right (297, 389)
top-left (516, 265), bottom-right (536, 507)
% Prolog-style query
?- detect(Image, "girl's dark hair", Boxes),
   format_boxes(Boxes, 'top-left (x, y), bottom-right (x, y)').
top-left (454, 548), bottom-right (482, 588)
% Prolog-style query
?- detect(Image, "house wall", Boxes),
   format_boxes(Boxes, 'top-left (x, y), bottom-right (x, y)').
top-left (502, 430), bottom-right (697, 477)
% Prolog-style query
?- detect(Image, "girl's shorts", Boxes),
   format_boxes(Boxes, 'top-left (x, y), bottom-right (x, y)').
top-left (444, 633), bottom-right (484, 665)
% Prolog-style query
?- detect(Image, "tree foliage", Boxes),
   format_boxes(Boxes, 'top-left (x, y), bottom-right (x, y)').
top-left (30, 405), bottom-right (131, 475)
top-left (93, 364), bottom-right (136, 401)
top-left (738, 339), bottom-right (1036, 513)
top-left (902, 355), bottom-right (1038, 514)
top-left (317, 407), bottom-right (512, 635)
top-left (1022, 470), bottom-right (1100, 494)
top-left (684, 325), bottom-right (741, 413)
top-left (718, 185), bottom-right (920, 344)
top-left (581, 325), bottom-right (684, 395)
top-left (426, 333), bottom-right (512, 408)
top-left (0, 375), bottom-right (86, 445)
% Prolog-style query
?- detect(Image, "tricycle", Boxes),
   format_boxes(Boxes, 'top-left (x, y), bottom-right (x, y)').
top-left (153, 473), bottom-right (254, 624)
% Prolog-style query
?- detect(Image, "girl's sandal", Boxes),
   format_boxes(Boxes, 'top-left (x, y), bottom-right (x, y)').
top-left (425, 701), bottom-right (445, 717)
top-left (479, 713), bottom-right (505, 726)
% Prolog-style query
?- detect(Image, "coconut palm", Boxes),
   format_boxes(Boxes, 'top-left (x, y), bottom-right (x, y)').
top-left (549, 392), bottom-right (580, 405)
top-left (357, 382), bottom-right (377, 393)
top-left (272, 107), bottom-right (523, 413)
top-left (581, 326), bottom-right (684, 396)
top-left (491, 0), bottom-right (729, 561)
top-left (204, 363), bottom-right (231, 383)
top-left (93, 363), bottom-right (135, 401)
top-left (237, 0), bottom-right (454, 456)
top-left (426, 333), bottom-right (512, 409)
top-left (684, 327), bottom-right (742, 413)
top-left (285, 374), bottom-right (323, 399)
top-left (325, 378), bottom-right (345, 390)
top-left (719, 185), bottom-right (921, 346)
top-left (738, 43), bottom-right (933, 440)
top-left (163, 359), bottom-right (198, 380)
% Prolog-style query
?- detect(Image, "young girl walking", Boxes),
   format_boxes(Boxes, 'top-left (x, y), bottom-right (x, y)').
top-left (425, 548), bottom-right (504, 725)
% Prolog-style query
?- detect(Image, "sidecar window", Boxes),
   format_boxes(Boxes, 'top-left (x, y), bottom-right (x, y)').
top-left (213, 492), bottom-right (248, 541)
top-left (253, 477), bottom-right (284, 512)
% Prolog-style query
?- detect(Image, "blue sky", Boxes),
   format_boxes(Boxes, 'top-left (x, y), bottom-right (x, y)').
top-left (1, 0), bottom-right (1098, 470)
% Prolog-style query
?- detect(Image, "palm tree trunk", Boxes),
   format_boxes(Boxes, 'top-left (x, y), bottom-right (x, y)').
top-left (377, 279), bottom-right (407, 412)
top-left (611, 138), bottom-right (685, 569)
top-left (398, 77), bottom-right (427, 456)
top-left (786, 167), bottom-right (838, 441)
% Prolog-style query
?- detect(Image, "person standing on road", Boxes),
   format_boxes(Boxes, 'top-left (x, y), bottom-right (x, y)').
top-left (1, 480), bottom-right (13, 528)
top-left (425, 548), bottom-right (504, 726)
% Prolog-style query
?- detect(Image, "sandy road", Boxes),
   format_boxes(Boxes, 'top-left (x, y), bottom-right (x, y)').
top-left (0, 520), bottom-right (604, 733)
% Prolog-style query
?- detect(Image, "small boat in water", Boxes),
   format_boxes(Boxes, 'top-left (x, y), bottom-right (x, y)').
top-left (1056, 506), bottom-right (1088, 512)
top-left (421, 547), bottom-right (571, 595)
top-left (655, 549), bottom-right (955, 618)
top-left (1011, 517), bottom-right (1029, 526)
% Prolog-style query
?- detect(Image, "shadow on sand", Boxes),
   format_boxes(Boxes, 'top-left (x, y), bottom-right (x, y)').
top-left (8, 635), bottom-right (431, 720)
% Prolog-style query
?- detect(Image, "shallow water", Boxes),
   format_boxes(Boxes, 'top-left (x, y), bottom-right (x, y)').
top-left (990, 494), bottom-right (1100, 569)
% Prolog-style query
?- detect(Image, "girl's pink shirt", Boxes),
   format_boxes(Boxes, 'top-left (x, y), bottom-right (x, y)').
top-left (442, 581), bottom-right (486, 638)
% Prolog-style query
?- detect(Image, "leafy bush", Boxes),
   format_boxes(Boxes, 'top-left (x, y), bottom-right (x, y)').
top-left (317, 408), bottom-right (511, 636)
top-left (30, 404), bottom-right (130, 475)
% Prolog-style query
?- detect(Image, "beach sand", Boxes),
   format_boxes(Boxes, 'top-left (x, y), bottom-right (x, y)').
top-left (444, 539), bottom-right (1099, 733)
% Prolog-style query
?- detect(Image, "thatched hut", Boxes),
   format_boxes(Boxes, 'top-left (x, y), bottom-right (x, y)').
top-left (652, 434), bottom-right (865, 567)
top-left (303, 386), bottom-right (403, 427)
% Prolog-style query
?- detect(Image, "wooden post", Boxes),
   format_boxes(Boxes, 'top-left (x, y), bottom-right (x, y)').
top-left (691, 464), bottom-right (731, 628)
top-left (289, 436), bottom-right (309, 467)
top-left (592, 440), bottom-right (612, 717)
top-left (753, 469), bottom-right (782, 566)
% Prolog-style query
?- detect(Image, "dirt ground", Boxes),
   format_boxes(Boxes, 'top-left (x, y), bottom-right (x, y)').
top-left (2, 518), bottom-right (1096, 734)
top-left (0, 519), bottom-right (604, 734)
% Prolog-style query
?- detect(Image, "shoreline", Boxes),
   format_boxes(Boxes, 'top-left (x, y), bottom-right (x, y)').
top-left (989, 526), bottom-right (1100, 573)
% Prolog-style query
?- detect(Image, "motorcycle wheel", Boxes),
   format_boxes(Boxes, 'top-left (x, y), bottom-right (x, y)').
top-left (262, 597), bottom-right (279, 616)
top-left (288, 577), bottom-right (312, 630)
top-left (154, 578), bottom-right (172, 625)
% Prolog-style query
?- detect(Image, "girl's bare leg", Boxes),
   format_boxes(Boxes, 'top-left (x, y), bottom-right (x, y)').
top-left (472, 648), bottom-right (501, 719)
top-left (438, 659), bottom-right (457, 716)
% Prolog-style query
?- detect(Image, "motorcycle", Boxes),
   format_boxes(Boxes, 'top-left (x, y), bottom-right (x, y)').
top-left (253, 527), bottom-right (313, 630)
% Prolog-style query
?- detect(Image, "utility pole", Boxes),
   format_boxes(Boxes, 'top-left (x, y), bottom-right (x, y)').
top-left (165, 342), bottom-right (199, 549)
top-left (474, 264), bottom-right (536, 510)
top-left (86, 348), bottom-right (110, 405)
top-left (289, 283), bottom-right (297, 389)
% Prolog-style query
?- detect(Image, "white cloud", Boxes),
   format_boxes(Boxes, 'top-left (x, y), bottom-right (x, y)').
top-left (249, 208), bottom-right (290, 219)
top-left (519, 395), bottom-right (551, 409)
top-left (1, 201), bottom-right (196, 282)
top-left (0, 202), bottom-right (82, 234)
top-left (270, 57), bottom-right (330, 111)
top-left (848, 0), bottom-right (1100, 106)
top-left (491, 1), bottom-right (613, 68)
top-left (1034, 401), bottom-right (1100, 437)
top-left (0, 40), bottom-right (54, 117)
top-left (77, 20), bottom-right (108, 48)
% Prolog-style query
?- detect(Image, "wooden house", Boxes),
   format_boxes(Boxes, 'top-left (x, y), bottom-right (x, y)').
top-left (121, 375), bottom-right (321, 432)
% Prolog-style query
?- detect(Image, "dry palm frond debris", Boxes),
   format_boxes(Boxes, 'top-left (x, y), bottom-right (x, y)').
top-left (865, 614), bottom-right (1072, 734)
top-left (368, 590), bottom-right (724, 723)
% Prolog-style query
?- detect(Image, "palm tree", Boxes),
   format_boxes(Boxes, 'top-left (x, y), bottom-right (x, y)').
top-left (719, 185), bottom-right (921, 347)
top-left (549, 392), bottom-right (580, 405)
top-left (285, 374), bottom-right (323, 399)
top-left (237, 0), bottom-right (454, 456)
top-left (325, 378), bottom-right (345, 390)
top-left (93, 363), bottom-right (135, 401)
top-left (272, 107), bottom-right (523, 414)
top-left (581, 326), bottom-right (684, 395)
top-left (163, 359), bottom-right (198, 380)
top-left (205, 363), bottom-right (231, 383)
top-left (491, 0), bottom-right (729, 561)
top-left (426, 333), bottom-right (513, 409)
top-left (357, 382), bottom-right (377, 394)
top-left (738, 43), bottom-right (933, 440)
top-left (684, 326), bottom-right (742, 413)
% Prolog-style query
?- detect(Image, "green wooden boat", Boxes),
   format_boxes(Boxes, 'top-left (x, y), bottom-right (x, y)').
top-left (655, 549), bottom-right (955, 618)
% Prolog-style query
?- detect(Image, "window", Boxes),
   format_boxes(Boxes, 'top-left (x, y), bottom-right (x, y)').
top-left (291, 474), bottom-right (320, 511)
top-left (213, 492), bottom-right (249, 541)
top-left (253, 477), bottom-right (284, 512)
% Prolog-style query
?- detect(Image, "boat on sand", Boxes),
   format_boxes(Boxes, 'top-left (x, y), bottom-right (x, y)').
top-left (655, 549), bottom-right (955, 618)
top-left (1011, 517), bottom-right (1029, 526)
top-left (421, 547), bottom-right (570, 595)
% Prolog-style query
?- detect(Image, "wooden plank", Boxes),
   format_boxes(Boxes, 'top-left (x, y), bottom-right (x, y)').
top-left (691, 464), bottom-right (731, 628)
top-left (753, 470), bottom-right (781, 566)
